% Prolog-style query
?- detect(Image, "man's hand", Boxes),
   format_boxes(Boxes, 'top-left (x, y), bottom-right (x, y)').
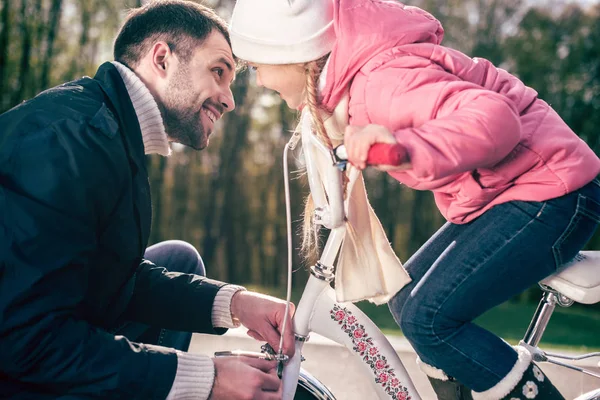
top-left (210, 357), bottom-right (281, 400)
top-left (231, 291), bottom-right (295, 357)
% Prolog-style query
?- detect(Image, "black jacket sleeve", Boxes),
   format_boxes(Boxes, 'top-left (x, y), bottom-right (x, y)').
top-left (0, 121), bottom-right (175, 398)
top-left (123, 260), bottom-right (229, 334)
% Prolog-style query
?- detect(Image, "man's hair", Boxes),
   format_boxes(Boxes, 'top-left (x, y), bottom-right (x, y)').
top-left (114, 0), bottom-right (231, 68)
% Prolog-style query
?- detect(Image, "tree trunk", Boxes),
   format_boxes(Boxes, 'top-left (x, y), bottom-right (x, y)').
top-left (31, 0), bottom-right (45, 95)
top-left (218, 116), bottom-right (250, 281)
top-left (89, 37), bottom-right (99, 70)
top-left (273, 102), bottom-right (292, 286)
top-left (68, 1), bottom-right (90, 79)
top-left (407, 190), bottom-right (439, 257)
top-left (148, 155), bottom-right (168, 245)
top-left (202, 70), bottom-right (251, 274)
top-left (34, 0), bottom-right (44, 47)
top-left (12, 0), bottom-right (32, 105)
top-left (40, 0), bottom-right (62, 90)
top-left (0, 0), bottom-right (12, 109)
top-left (172, 158), bottom-right (191, 240)
top-left (201, 166), bottom-right (224, 274)
top-left (253, 177), bottom-right (269, 284)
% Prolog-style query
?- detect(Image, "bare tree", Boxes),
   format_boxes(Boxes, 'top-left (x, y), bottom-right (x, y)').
top-left (0, 0), bottom-right (11, 108)
top-left (148, 155), bottom-right (168, 245)
top-left (407, 190), bottom-right (443, 257)
top-left (70, 1), bottom-right (92, 77)
top-left (12, 0), bottom-right (33, 105)
top-left (40, 0), bottom-right (62, 90)
top-left (201, 70), bottom-right (252, 278)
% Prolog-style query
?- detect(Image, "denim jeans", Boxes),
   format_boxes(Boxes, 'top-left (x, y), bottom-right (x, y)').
top-left (388, 179), bottom-right (600, 392)
top-left (109, 240), bottom-right (206, 351)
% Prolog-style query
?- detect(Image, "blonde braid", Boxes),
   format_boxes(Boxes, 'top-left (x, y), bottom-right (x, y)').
top-left (300, 54), bottom-right (349, 265)
top-left (305, 56), bottom-right (332, 149)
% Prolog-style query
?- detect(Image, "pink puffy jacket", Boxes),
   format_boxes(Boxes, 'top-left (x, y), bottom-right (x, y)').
top-left (321, 0), bottom-right (600, 223)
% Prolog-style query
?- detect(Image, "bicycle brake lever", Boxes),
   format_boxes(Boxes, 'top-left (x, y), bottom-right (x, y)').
top-left (333, 145), bottom-right (348, 171)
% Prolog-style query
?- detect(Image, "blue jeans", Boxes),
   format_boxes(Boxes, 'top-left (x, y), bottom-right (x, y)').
top-left (388, 179), bottom-right (600, 392)
top-left (110, 240), bottom-right (206, 351)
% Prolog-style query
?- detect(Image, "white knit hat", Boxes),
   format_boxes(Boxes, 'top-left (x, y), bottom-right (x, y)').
top-left (229, 0), bottom-right (335, 65)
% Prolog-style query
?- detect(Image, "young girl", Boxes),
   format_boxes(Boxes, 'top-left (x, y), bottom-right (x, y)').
top-left (230, 0), bottom-right (600, 399)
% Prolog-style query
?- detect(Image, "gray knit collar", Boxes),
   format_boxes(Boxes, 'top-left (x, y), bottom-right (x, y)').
top-left (111, 61), bottom-right (171, 156)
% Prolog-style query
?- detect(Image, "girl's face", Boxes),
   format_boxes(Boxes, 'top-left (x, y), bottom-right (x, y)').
top-left (250, 63), bottom-right (306, 109)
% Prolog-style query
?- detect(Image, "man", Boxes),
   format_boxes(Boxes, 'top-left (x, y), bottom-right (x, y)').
top-left (0, 1), bottom-right (293, 399)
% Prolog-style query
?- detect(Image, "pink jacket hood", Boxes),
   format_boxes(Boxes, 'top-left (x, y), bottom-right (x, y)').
top-left (320, 0), bottom-right (600, 223)
top-left (321, 0), bottom-right (443, 111)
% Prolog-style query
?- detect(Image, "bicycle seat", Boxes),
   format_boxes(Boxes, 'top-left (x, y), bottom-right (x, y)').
top-left (541, 251), bottom-right (600, 304)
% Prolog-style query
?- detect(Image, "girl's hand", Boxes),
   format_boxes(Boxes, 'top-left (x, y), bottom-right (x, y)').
top-left (344, 124), bottom-right (399, 170)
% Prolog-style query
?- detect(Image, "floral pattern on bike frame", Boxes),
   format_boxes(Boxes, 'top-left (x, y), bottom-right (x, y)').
top-left (330, 304), bottom-right (412, 400)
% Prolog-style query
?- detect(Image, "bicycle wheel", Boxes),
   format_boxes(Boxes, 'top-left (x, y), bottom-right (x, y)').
top-left (574, 389), bottom-right (600, 400)
top-left (294, 384), bottom-right (321, 399)
top-left (296, 370), bottom-right (336, 400)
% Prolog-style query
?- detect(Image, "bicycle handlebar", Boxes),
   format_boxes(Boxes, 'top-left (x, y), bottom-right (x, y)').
top-left (366, 143), bottom-right (408, 166)
top-left (334, 143), bottom-right (408, 166)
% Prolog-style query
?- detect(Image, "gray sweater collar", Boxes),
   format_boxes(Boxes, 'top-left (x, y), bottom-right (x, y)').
top-left (111, 61), bottom-right (171, 156)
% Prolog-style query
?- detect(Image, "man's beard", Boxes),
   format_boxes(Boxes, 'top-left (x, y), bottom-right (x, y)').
top-left (161, 102), bottom-right (208, 150)
top-left (159, 68), bottom-right (209, 150)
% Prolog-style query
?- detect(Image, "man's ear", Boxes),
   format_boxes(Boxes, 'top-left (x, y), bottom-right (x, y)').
top-left (150, 41), bottom-right (173, 79)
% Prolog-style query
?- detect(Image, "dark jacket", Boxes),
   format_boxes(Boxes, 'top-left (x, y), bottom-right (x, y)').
top-left (0, 62), bottom-right (228, 399)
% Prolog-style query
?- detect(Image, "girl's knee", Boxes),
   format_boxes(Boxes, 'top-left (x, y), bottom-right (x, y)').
top-left (398, 298), bottom-right (432, 342)
top-left (146, 240), bottom-right (206, 276)
top-left (389, 289), bottom-right (432, 344)
top-left (398, 297), bottom-right (456, 347)
top-left (388, 286), bottom-right (411, 325)
top-left (172, 241), bottom-right (205, 276)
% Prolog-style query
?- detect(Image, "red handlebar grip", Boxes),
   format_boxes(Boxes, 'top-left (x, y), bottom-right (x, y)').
top-left (366, 143), bottom-right (407, 166)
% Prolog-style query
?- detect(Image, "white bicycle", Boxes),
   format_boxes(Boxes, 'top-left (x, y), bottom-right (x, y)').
top-left (216, 129), bottom-right (600, 400)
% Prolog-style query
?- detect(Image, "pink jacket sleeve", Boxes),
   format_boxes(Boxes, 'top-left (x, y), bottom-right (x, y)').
top-left (364, 67), bottom-right (522, 182)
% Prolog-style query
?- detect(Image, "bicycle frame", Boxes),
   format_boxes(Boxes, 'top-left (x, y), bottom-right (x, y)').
top-left (283, 275), bottom-right (421, 400)
top-left (280, 124), bottom-right (421, 400)
top-left (519, 283), bottom-right (600, 400)
top-left (278, 123), bottom-right (600, 400)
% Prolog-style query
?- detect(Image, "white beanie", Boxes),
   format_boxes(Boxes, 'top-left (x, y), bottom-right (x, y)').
top-left (229, 0), bottom-right (335, 65)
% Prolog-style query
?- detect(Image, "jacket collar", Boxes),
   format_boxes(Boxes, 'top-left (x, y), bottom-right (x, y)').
top-left (92, 62), bottom-right (151, 252)
top-left (93, 62), bottom-right (148, 178)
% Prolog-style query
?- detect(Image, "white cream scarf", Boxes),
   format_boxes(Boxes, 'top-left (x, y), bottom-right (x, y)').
top-left (300, 91), bottom-right (411, 305)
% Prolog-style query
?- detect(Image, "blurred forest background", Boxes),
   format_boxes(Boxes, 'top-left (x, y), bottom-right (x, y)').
top-left (1, 0), bottom-right (599, 343)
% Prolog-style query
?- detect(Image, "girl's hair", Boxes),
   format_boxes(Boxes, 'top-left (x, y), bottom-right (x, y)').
top-left (300, 53), bottom-right (348, 265)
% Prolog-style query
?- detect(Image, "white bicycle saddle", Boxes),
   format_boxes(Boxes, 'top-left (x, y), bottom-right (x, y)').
top-left (541, 251), bottom-right (600, 304)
